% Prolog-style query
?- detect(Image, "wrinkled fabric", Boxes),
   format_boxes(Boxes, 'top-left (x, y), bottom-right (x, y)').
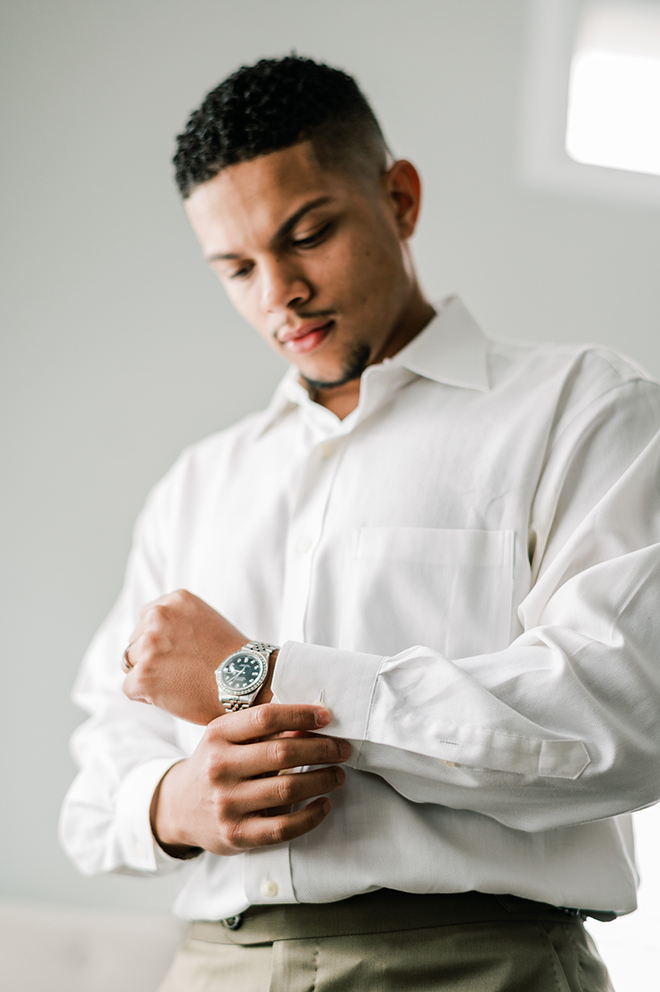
top-left (61, 296), bottom-right (660, 921)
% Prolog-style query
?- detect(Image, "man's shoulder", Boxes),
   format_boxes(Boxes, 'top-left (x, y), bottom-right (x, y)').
top-left (177, 407), bottom-right (272, 465)
top-left (488, 337), bottom-right (658, 422)
top-left (476, 336), bottom-right (660, 452)
top-left (145, 406), bottom-right (275, 512)
top-left (491, 335), bottom-right (654, 387)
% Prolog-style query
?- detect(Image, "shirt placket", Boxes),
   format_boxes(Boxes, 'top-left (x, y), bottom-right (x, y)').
top-left (243, 423), bottom-right (348, 905)
top-left (277, 429), bottom-right (348, 644)
top-left (243, 372), bottom-right (411, 906)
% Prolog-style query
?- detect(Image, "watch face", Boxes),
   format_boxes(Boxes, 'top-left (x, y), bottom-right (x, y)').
top-left (219, 651), bottom-right (266, 694)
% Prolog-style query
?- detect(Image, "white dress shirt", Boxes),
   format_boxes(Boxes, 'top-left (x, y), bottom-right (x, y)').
top-left (60, 296), bottom-right (660, 920)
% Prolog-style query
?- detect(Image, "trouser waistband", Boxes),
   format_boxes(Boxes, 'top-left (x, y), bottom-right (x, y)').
top-left (189, 890), bottom-right (582, 945)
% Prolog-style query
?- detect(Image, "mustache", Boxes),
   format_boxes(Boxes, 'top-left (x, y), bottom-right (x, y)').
top-left (273, 309), bottom-right (337, 338)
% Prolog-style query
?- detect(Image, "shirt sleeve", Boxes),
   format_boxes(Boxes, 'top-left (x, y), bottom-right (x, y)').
top-left (273, 378), bottom-right (660, 832)
top-left (59, 476), bottom-right (191, 877)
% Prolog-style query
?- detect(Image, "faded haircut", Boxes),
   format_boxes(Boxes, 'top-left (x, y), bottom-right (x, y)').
top-left (173, 55), bottom-right (390, 198)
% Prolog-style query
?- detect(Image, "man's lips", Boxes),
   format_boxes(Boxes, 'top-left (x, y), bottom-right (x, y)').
top-left (278, 319), bottom-right (335, 354)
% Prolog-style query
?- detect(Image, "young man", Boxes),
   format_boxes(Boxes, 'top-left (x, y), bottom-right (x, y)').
top-left (61, 56), bottom-right (660, 991)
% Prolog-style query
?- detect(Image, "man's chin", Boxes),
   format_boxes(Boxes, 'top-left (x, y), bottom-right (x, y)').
top-left (299, 342), bottom-right (372, 392)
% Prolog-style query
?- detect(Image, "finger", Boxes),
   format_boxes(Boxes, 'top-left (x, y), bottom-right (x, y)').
top-left (234, 797), bottom-right (333, 850)
top-left (129, 616), bottom-right (149, 640)
top-left (229, 766), bottom-right (346, 815)
top-left (125, 610), bottom-right (150, 656)
top-left (212, 703), bottom-right (332, 744)
top-left (123, 619), bottom-right (152, 663)
top-left (223, 734), bottom-right (351, 779)
top-left (138, 593), bottom-right (171, 619)
top-left (263, 730), bottom-right (316, 740)
top-left (122, 666), bottom-right (152, 705)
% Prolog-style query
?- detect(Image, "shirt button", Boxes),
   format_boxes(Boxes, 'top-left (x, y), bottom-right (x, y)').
top-left (320, 441), bottom-right (335, 458)
top-left (296, 535), bottom-right (312, 553)
top-left (260, 878), bottom-right (279, 898)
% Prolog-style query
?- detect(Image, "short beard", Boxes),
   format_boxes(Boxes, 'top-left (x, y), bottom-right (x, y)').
top-left (301, 341), bottom-right (372, 392)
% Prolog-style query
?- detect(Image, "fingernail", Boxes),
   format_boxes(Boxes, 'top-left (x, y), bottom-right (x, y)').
top-left (314, 707), bottom-right (331, 727)
top-left (334, 766), bottom-right (346, 785)
top-left (339, 741), bottom-right (351, 758)
top-left (320, 798), bottom-right (332, 814)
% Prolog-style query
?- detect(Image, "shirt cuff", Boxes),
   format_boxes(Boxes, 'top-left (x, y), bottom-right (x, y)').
top-left (272, 641), bottom-right (385, 743)
top-left (115, 756), bottom-right (190, 872)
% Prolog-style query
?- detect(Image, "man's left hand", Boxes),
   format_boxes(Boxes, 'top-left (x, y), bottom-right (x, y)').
top-left (122, 590), bottom-right (258, 724)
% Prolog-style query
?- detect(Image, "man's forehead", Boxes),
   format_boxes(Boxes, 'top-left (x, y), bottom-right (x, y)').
top-left (184, 141), bottom-right (347, 253)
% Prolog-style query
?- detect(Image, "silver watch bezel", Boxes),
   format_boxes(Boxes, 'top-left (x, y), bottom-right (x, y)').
top-left (215, 648), bottom-right (269, 698)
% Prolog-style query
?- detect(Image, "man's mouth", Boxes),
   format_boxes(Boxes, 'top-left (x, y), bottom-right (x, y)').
top-left (278, 319), bottom-right (335, 355)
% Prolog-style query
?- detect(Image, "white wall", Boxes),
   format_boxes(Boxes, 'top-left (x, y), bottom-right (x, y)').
top-left (0, 901), bottom-right (185, 992)
top-left (2, 0), bottom-right (659, 982)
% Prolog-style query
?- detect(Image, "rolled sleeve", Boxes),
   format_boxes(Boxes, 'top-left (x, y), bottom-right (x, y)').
top-left (270, 409), bottom-right (660, 832)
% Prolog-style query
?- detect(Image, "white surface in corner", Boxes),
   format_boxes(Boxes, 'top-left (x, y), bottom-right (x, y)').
top-left (588, 802), bottom-right (660, 991)
top-left (519, 0), bottom-right (660, 205)
top-left (0, 900), bottom-right (184, 992)
top-left (566, 2), bottom-right (660, 176)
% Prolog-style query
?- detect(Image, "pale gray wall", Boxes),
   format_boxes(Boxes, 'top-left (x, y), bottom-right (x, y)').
top-left (2, 0), bottom-right (659, 914)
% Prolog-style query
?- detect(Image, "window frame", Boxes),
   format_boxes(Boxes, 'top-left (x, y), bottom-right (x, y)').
top-left (518, 0), bottom-right (660, 207)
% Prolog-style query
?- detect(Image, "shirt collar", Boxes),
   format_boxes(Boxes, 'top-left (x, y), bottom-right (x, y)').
top-left (257, 295), bottom-right (490, 436)
top-left (390, 295), bottom-right (490, 391)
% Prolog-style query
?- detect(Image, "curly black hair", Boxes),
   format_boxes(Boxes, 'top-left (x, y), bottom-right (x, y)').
top-left (173, 56), bottom-right (389, 198)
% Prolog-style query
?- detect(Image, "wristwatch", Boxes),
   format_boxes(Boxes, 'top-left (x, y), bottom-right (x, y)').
top-left (215, 641), bottom-right (279, 711)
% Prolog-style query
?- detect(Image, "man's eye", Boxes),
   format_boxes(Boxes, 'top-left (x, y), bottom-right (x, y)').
top-left (293, 222), bottom-right (331, 249)
top-left (230, 263), bottom-right (253, 279)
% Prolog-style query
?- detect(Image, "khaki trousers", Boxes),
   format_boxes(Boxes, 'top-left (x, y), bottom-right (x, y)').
top-left (157, 890), bottom-right (615, 992)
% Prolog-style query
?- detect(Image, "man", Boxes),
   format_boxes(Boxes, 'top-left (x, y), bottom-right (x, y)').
top-left (61, 56), bottom-right (660, 991)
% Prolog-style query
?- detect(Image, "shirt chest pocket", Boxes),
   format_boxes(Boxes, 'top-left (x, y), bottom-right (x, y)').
top-left (340, 527), bottom-right (515, 659)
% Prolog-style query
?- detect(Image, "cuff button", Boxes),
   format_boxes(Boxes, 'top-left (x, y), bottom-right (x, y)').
top-left (260, 878), bottom-right (278, 898)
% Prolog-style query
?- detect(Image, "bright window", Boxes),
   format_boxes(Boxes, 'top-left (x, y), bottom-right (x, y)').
top-left (566, 1), bottom-right (660, 176)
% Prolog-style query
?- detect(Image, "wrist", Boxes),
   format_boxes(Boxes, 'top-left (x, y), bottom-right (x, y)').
top-left (150, 761), bottom-right (202, 858)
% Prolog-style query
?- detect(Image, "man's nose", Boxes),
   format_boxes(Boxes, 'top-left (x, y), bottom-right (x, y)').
top-left (260, 259), bottom-right (311, 312)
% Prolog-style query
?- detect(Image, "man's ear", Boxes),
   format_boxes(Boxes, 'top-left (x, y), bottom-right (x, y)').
top-left (383, 160), bottom-right (422, 240)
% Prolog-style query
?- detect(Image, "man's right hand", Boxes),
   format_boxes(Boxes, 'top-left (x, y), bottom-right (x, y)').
top-left (151, 702), bottom-right (350, 857)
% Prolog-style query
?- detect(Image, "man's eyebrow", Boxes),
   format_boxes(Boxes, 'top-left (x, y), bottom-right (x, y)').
top-left (272, 195), bottom-right (335, 243)
top-left (206, 196), bottom-right (335, 262)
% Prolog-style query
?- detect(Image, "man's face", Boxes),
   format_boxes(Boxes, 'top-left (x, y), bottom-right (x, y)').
top-left (184, 141), bottom-right (421, 389)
